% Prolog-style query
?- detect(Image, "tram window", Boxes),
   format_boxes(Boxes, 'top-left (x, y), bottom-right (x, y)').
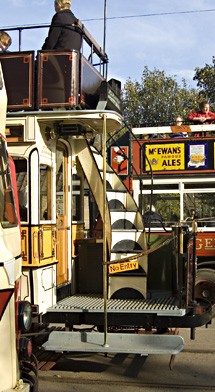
top-left (14, 157), bottom-right (28, 222)
top-left (0, 140), bottom-right (17, 227)
top-left (40, 165), bottom-right (52, 220)
top-left (5, 125), bottom-right (24, 143)
top-left (84, 193), bottom-right (90, 230)
top-left (56, 161), bottom-right (64, 216)
top-left (143, 184), bottom-right (179, 191)
top-left (184, 182), bottom-right (215, 190)
top-left (184, 192), bottom-right (215, 226)
top-left (72, 174), bottom-right (82, 222)
top-left (142, 193), bottom-right (180, 226)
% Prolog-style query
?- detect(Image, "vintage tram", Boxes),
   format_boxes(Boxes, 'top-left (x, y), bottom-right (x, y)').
top-left (0, 23), bottom-right (212, 358)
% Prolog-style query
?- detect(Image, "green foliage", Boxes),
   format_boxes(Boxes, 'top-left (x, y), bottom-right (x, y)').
top-left (122, 66), bottom-right (198, 127)
top-left (193, 58), bottom-right (215, 106)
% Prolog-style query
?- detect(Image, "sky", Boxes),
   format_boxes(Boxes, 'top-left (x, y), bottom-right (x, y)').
top-left (1, 0), bottom-right (215, 88)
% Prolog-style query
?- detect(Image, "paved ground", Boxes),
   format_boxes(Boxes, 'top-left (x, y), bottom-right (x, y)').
top-left (38, 323), bottom-right (215, 392)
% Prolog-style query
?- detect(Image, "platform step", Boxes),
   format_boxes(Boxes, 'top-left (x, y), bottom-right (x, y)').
top-left (43, 331), bottom-right (184, 355)
top-left (45, 295), bottom-right (186, 316)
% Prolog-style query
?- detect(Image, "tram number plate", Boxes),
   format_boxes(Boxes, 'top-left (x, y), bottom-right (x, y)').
top-left (108, 260), bottom-right (139, 274)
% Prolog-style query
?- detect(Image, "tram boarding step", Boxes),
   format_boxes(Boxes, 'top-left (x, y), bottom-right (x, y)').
top-left (43, 331), bottom-right (184, 355)
top-left (45, 295), bottom-right (186, 316)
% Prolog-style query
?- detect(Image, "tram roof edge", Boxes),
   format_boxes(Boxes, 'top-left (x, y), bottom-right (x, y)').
top-left (6, 109), bottom-right (123, 135)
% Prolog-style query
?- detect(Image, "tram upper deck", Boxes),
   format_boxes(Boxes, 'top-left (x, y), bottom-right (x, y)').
top-left (0, 23), bottom-right (122, 116)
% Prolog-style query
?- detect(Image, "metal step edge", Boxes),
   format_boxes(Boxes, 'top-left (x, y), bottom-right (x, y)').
top-left (46, 296), bottom-right (186, 316)
top-left (42, 331), bottom-right (185, 355)
top-left (110, 210), bottom-right (137, 214)
top-left (110, 250), bottom-right (144, 254)
top-left (107, 189), bottom-right (127, 194)
top-left (111, 229), bottom-right (144, 232)
top-left (45, 308), bottom-right (185, 316)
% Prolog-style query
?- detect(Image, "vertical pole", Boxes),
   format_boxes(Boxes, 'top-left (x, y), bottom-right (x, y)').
top-left (179, 225), bottom-right (184, 308)
top-left (103, 0), bottom-right (107, 54)
top-left (102, 114), bottom-right (109, 348)
top-left (103, 0), bottom-right (107, 77)
top-left (18, 29), bottom-right (22, 52)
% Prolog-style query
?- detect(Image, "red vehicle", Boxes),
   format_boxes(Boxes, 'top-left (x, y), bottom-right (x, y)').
top-left (131, 123), bottom-right (215, 316)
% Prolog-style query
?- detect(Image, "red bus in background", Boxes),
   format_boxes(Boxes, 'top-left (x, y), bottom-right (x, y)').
top-left (132, 124), bottom-right (215, 316)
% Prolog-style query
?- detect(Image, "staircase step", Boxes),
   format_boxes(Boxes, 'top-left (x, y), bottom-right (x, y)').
top-left (111, 220), bottom-right (136, 230)
top-left (111, 232), bottom-right (146, 252)
top-left (109, 275), bottom-right (147, 299)
top-left (109, 201), bottom-right (126, 211)
top-left (102, 171), bottom-right (125, 191)
top-left (107, 189), bottom-right (127, 194)
top-left (110, 211), bottom-right (143, 230)
top-left (110, 250), bottom-right (144, 256)
top-left (107, 190), bottom-right (127, 209)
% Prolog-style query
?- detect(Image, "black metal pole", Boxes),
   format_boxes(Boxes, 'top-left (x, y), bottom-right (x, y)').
top-left (18, 28), bottom-right (22, 51)
top-left (103, 0), bottom-right (107, 54)
top-left (103, 0), bottom-right (107, 77)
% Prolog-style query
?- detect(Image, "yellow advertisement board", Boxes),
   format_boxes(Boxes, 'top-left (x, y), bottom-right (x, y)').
top-left (145, 143), bottom-right (185, 171)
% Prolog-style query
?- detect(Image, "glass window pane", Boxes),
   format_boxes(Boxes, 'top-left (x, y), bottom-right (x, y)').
top-left (184, 192), bottom-right (215, 226)
top-left (142, 193), bottom-right (180, 226)
top-left (72, 173), bottom-right (83, 221)
top-left (40, 165), bottom-right (52, 220)
top-left (0, 140), bottom-right (17, 227)
top-left (56, 150), bottom-right (64, 216)
top-left (14, 157), bottom-right (28, 222)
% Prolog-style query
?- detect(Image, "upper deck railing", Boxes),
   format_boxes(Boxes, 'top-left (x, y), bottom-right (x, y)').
top-left (1, 22), bottom-right (108, 77)
top-left (0, 23), bottom-right (123, 113)
top-left (132, 123), bottom-right (215, 137)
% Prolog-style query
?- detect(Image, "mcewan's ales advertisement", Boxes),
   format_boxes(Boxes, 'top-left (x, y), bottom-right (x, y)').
top-left (145, 143), bottom-right (185, 171)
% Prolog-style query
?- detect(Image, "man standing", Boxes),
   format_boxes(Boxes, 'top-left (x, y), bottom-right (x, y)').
top-left (188, 101), bottom-right (215, 137)
top-left (42, 0), bottom-right (82, 51)
top-left (188, 101), bottom-right (215, 124)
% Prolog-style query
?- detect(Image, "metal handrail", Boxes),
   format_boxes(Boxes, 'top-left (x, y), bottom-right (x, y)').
top-left (1, 23), bottom-right (108, 76)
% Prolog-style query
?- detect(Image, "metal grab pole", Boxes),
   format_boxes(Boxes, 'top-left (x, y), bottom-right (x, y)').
top-left (18, 28), bottom-right (22, 51)
top-left (103, 0), bottom-right (107, 53)
top-left (102, 113), bottom-right (109, 348)
top-left (103, 0), bottom-right (107, 78)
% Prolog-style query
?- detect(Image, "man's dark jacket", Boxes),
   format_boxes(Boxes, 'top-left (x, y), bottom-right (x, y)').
top-left (42, 9), bottom-right (82, 50)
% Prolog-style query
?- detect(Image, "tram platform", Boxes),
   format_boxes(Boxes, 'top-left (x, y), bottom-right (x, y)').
top-left (42, 294), bottom-right (211, 330)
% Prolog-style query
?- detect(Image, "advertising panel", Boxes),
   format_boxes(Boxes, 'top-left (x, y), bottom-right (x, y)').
top-left (145, 143), bottom-right (185, 171)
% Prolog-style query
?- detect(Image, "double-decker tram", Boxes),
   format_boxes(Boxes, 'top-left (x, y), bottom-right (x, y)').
top-left (132, 124), bottom-right (215, 317)
top-left (0, 64), bottom-right (37, 391)
top-left (0, 23), bottom-right (212, 359)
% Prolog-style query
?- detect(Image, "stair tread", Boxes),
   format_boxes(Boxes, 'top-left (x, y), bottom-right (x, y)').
top-left (111, 249), bottom-right (145, 254)
top-left (112, 229), bottom-right (144, 232)
top-left (107, 189), bottom-right (127, 193)
top-left (110, 209), bottom-right (137, 212)
top-left (99, 168), bottom-right (114, 174)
